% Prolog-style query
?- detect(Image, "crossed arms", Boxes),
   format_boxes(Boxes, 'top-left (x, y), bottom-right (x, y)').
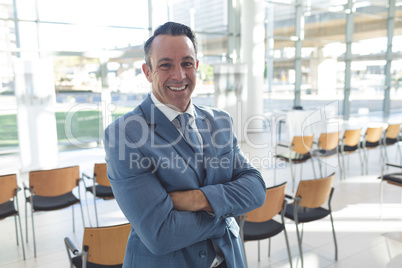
top-left (104, 117), bottom-right (266, 255)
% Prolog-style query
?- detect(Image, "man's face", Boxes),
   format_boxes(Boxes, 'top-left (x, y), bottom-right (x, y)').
top-left (142, 34), bottom-right (199, 112)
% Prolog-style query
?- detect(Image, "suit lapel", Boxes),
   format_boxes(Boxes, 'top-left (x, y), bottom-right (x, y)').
top-left (194, 108), bottom-right (217, 186)
top-left (140, 95), bottom-right (204, 185)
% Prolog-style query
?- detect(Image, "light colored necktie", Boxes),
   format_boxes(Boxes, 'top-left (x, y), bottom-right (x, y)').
top-left (176, 113), bottom-right (202, 155)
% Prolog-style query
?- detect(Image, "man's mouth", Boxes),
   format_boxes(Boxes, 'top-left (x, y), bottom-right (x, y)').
top-left (168, 85), bottom-right (187, 91)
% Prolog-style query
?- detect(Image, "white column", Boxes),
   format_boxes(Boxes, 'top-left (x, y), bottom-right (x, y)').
top-left (240, 0), bottom-right (265, 132)
top-left (310, 49), bottom-right (337, 96)
top-left (14, 58), bottom-right (58, 171)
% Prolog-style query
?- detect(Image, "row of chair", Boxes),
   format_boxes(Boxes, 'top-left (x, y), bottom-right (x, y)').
top-left (274, 123), bottom-right (401, 190)
top-left (0, 163), bottom-right (113, 261)
top-left (239, 173), bottom-right (337, 268)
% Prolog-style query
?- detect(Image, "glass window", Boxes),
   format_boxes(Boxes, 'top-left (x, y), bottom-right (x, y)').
top-left (0, 0), bottom-right (14, 19)
top-left (15, 0), bottom-right (36, 20)
top-left (390, 2), bottom-right (402, 112)
top-left (266, 1), bottom-right (298, 113)
top-left (39, 24), bottom-right (149, 51)
top-left (37, 0), bottom-right (148, 28)
top-left (168, 0), bottom-right (228, 32)
top-left (349, 3), bottom-right (388, 114)
top-left (0, 53), bottom-right (17, 151)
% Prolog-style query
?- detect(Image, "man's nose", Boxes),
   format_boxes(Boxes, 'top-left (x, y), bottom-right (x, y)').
top-left (170, 65), bottom-right (186, 80)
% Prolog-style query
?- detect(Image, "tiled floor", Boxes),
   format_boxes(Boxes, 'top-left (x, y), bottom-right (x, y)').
top-left (1, 119), bottom-right (402, 267)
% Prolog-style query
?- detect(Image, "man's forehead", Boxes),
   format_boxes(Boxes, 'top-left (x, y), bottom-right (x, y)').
top-left (150, 35), bottom-right (196, 63)
top-left (151, 35), bottom-right (196, 56)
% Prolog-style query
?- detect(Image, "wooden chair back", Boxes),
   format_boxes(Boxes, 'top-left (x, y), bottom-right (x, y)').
top-left (245, 182), bottom-right (287, 222)
top-left (29, 166), bottom-right (80, 197)
top-left (343, 129), bottom-right (361, 147)
top-left (385, 124), bottom-right (401, 139)
top-left (0, 174), bottom-right (17, 204)
top-left (292, 135), bottom-right (314, 155)
top-left (318, 132), bottom-right (340, 150)
top-left (365, 127), bottom-right (383, 143)
top-left (83, 223), bottom-right (131, 266)
top-left (94, 163), bottom-right (110, 187)
top-left (295, 173), bottom-right (335, 208)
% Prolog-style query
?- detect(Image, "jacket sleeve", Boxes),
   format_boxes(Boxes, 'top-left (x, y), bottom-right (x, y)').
top-left (200, 118), bottom-right (266, 222)
top-left (104, 123), bottom-right (226, 256)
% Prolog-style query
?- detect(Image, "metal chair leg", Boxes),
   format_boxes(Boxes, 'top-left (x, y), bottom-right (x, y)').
top-left (17, 213), bottom-right (26, 260)
top-left (295, 222), bottom-right (304, 268)
top-left (84, 190), bottom-right (93, 227)
top-left (25, 199), bottom-right (28, 243)
top-left (311, 158), bottom-right (317, 179)
top-left (358, 150), bottom-right (364, 175)
top-left (318, 157), bottom-right (323, 178)
top-left (283, 225), bottom-right (293, 268)
top-left (268, 238), bottom-right (271, 257)
top-left (330, 212), bottom-right (338, 261)
top-left (14, 215), bottom-right (18, 245)
top-left (94, 196), bottom-right (99, 227)
top-left (299, 161), bottom-right (303, 181)
top-left (293, 201), bottom-right (303, 268)
top-left (72, 206), bottom-right (75, 233)
top-left (338, 153), bottom-right (344, 180)
top-left (290, 159), bottom-right (295, 193)
top-left (366, 149), bottom-right (370, 175)
top-left (30, 201), bottom-right (36, 258)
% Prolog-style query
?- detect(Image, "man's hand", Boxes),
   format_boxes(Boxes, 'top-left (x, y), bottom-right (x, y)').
top-left (169, 190), bottom-right (214, 213)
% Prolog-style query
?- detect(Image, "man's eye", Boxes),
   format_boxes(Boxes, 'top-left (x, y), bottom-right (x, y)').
top-left (160, 63), bottom-right (171, 68)
top-left (182, 62), bottom-right (193, 67)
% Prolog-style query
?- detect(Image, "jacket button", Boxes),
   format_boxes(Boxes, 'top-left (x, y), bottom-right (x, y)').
top-left (199, 250), bottom-right (206, 258)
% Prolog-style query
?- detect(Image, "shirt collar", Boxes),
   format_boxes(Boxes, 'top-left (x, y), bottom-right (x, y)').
top-left (150, 92), bottom-right (195, 122)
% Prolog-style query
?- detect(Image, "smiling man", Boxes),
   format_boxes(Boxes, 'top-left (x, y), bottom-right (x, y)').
top-left (143, 33), bottom-right (197, 112)
top-left (104, 22), bottom-right (266, 268)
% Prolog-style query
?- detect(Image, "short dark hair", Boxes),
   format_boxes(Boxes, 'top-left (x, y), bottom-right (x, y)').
top-left (144, 22), bottom-right (198, 70)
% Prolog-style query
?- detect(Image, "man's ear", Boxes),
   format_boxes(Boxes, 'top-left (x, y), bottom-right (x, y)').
top-left (142, 63), bottom-right (153, 82)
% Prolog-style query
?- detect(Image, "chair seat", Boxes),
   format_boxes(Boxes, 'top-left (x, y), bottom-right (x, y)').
top-left (86, 185), bottom-right (114, 199)
top-left (29, 192), bottom-right (80, 211)
top-left (276, 152), bottom-right (311, 162)
top-left (312, 148), bottom-right (337, 157)
top-left (339, 144), bottom-right (358, 152)
top-left (285, 204), bottom-right (330, 223)
top-left (380, 173), bottom-right (402, 185)
top-left (72, 256), bottom-right (123, 268)
top-left (380, 138), bottom-right (398, 145)
top-left (360, 141), bottom-right (380, 148)
top-left (243, 219), bottom-right (284, 241)
top-left (0, 200), bottom-right (17, 219)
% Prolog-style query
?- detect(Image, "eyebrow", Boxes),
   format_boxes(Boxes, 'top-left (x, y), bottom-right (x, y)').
top-left (157, 57), bottom-right (173, 64)
top-left (156, 56), bottom-right (195, 64)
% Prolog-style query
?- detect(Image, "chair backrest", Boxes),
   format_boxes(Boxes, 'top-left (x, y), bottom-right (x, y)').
top-left (83, 223), bottom-right (131, 266)
top-left (295, 173), bottom-right (335, 208)
top-left (245, 182), bottom-right (287, 222)
top-left (365, 126), bottom-right (383, 143)
top-left (0, 174), bottom-right (17, 204)
top-left (94, 163), bottom-right (110, 187)
top-left (343, 129), bottom-right (361, 147)
top-left (318, 132), bottom-right (340, 150)
top-left (29, 166), bottom-right (80, 197)
top-left (291, 135), bottom-right (314, 154)
top-left (385, 124), bottom-right (401, 139)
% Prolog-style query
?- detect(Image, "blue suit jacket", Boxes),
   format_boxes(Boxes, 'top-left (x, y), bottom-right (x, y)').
top-left (104, 94), bottom-right (266, 267)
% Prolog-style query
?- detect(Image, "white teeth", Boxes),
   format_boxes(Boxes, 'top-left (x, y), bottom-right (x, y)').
top-left (169, 85), bottom-right (186, 91)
